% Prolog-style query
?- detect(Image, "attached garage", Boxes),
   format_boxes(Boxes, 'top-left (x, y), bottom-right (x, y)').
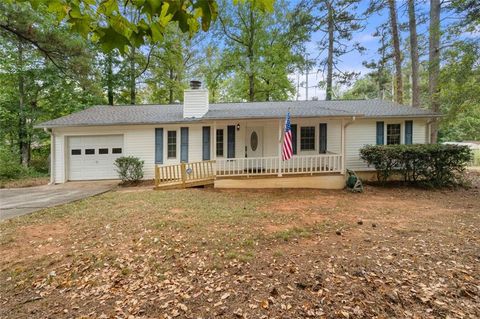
top-left (67, 135), bottom-right (124, 180)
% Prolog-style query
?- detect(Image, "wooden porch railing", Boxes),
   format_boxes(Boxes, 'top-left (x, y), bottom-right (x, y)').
top-left (155, 154), bottom-right (343, 189)
top-left (215, 154), bottom-right (343, 177)
top-left (154, 160), bottom-right (215, 189)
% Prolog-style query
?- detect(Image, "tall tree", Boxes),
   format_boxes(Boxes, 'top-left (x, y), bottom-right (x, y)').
top-left (408, 0), bottom-right (420, 107)
top-left (147, 25), bottom-right (203, 104)
top-left (17, 38), bottom-right (28, 166)
top-left (0, 3), bottom-right (103, 166)
top-left (301, 0), bottom-right (364, 100)
top-left (363, 23), bottom-right (393, 100)
top-left (218, 0), bottom-right (303, 102)
top-left (429, 0), bottom-right (441, 143)
top-left (106, 51), bottom-right (114, 105)
top-left (387, 0), bottom-right (403, 104)
top-left (438, 41), bottom-right (480, 141)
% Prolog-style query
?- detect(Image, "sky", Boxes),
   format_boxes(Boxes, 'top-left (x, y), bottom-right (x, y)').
top-left (293, 0), bottom-right (435, 100)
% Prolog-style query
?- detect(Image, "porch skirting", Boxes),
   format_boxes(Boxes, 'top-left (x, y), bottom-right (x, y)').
top-left (214, 174), bottom-right (345, 189)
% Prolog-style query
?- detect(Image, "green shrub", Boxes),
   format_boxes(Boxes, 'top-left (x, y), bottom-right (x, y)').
top-left (359, 144), bottom-right (472, 186)
top-left (0, 148), bottom-right (26, 179)
top-left (30, 147), bottom-right (50, 174)
top-left (114, 156), bottom-right (144, 183)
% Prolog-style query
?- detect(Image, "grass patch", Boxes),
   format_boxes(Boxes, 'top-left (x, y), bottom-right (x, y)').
top-left (274, 227), bottom-right (312, 241)
top-left (225, 249), bottom-right (255, 262)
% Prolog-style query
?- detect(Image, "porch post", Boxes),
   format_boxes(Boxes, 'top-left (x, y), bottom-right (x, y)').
top-left (213, 121), bottom-right (217, 175)
top-left (213, 121), bottom-right (217, 161)
top-left (278, 119), bottom-right (283, 177)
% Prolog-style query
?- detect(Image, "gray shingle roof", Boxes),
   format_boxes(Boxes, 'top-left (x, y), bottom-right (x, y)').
top-left (36, 99), bottom-right (440, 128)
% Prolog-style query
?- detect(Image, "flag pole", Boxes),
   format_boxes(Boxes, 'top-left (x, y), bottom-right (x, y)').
top-left (278, 118), bottom-right (283, 177)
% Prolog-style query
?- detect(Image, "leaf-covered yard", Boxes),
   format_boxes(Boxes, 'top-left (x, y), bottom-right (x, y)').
top-left (1, 179), bottom-right (479, 318)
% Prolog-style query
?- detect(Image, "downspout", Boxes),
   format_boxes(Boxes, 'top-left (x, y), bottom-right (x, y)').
top-left (342, 116), bottom-right (356, 175)
top-left (44, 128), bottom-right (55, 184)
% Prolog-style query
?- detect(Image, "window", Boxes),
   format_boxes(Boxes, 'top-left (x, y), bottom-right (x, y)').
top-left (168, 130), bottom-right (177, 158)
top-left (387, 124), bottom-right (401, 145)
top-left (300, 126), bottom-right (315, 150)
top-left (71, 149), bottom-right (81, 155)
top-left (85, 149), bottom-right (95, 155)
top-left (112, 148), bottom-right (122, 154)
top-left (216, 129), bottom-right (224, 157)
top-left (99, 148), bottom-right (109, 154)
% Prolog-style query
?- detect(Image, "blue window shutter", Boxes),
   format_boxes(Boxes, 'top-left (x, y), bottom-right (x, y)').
top-left (227, 125), bottom-right (235, 158)
top-left (319, 123), bottom-right (327, 154)
top-left (181, 127), bottom-right (188, 162)
top-left (155, 128), bottom-right (163, 164)
top-left (376, 122), bottom-right (384, 145)
top-left (291, 124), bottom-right (297, 155)
top-left (202, 126), bottom-right (211, 160)
top-left (405, 120), bottom-right (413, 144)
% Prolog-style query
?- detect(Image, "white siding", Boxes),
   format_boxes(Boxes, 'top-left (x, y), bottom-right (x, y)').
top-left (326, 121), bottom-right (342, 154)
top-left (345, 118), bottom-right (429, 170)
top-left (54, 133), bottom-right (65, 183)
top-left (124, 129), bottom-right (155, 178)
top-left (345, 120), bottom-right (376, 170)
top-left (50, 117), bottom-right (429, 183)
top-left (183, 89), bottom-right (208, 118)
top-left (188, 125), bottom-right (203, 162)
top-left (52, 124), bottom-right (211, 183)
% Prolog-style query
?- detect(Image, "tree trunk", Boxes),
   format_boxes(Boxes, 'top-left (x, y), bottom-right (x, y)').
top-left (107, 51), bottom-right (114, 105)
top-left (429, 0), bottom-right (441, 143)
top-left (326, 1), bottom-right (334, 101)
top-left (247, 5), bottom-right (255, 102)
top-left (408, 0), bottom-right (420, 108)
top-left (388, 0), bottom-right (403, 104)
top-left (17, 40), bottom-right (28, 167)
top-left (169, 69), bottom-right (174, 104)
top-left (129, 46), bottom-right (136, 105)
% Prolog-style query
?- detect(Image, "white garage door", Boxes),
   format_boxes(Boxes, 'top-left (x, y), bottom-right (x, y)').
top-left (68, 135), bottom-right (124, 180)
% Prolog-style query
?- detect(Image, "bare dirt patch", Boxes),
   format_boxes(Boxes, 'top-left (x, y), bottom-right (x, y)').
top-left (1, 222), bottom-right (69, 265)
top-left (1, 181), bottom-right (479, 318)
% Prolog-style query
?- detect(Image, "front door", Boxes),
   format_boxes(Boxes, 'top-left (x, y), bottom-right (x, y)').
top-left (246, 127), bottom-right (263, 158)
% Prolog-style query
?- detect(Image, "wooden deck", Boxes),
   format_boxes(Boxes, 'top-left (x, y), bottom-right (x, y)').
top-left (154, 154), bottom-right (344, 189)
top-left (154, 161), bottom-right (215, 189)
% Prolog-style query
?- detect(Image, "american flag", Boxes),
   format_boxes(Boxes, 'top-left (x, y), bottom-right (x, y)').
top-left (282, 112), bottom-right (293, 161)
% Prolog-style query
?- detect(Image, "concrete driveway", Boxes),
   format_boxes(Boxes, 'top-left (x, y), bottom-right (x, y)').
top-left (0, 181), bottom-right (118, 221)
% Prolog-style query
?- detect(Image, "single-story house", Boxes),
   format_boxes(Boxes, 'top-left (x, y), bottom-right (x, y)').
top-left (36, 82), bottom-right (440, 189)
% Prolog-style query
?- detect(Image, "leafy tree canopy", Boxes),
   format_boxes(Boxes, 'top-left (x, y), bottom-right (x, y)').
top-left (7, 0), bottom-right (273, 52)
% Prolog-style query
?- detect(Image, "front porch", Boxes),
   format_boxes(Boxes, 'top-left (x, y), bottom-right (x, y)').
top-left (154, 117), bottom-right (348, 189)
top-left (154, 153), bottom-right (344, 189)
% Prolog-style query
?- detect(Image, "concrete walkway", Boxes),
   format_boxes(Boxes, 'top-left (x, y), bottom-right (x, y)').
top-left (0, 181), bottom-right (118, 221)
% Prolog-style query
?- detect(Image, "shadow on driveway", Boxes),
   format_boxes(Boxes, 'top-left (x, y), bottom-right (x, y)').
top-left (0, 181), bottom-right (118, 221)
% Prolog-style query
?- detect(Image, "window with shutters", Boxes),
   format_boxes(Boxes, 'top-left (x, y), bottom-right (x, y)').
top-left (216, 129), bottom-right (224, 157)
top-left (167, 131), bottom-right (177, 158)
top-left (387, 124), bottom-right (401, 145)
top-left (300, 126), bottom-right (315, 151)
